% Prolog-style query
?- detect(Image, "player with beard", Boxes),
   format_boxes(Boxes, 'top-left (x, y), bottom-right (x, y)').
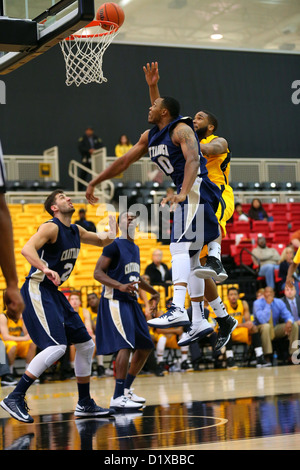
top-left (1, 190), bottom-right (116, 423)
top-left (191, 110), bottom-right (236, 350)
top-left (143, 62), bottom-right (236, 350)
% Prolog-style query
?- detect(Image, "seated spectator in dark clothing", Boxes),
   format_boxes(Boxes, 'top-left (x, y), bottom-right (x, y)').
top-left (75, 208), bottom-right (96, 232)
top-left (282, 285), bottom-right (300, 327)
top-left (145, 249), bottom-right (172, 286)
top-left (248, 198), bottom-right (269, 221)
top-left (279, 246), bottom-right (299, 295)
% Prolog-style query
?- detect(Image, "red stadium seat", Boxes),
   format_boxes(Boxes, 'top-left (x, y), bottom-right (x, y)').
top-left (270, 213), bottom-right (288, 223)
top-left (232, 221), bottom-right (251, 233)
top-left (289, 222), bottom-right (300, 232)
top-left (269, 221), bottom-right (288, 232)
top-left (271, 243), bottom-right (286, 255)
top-left (250, 233), bottom-right (273, 244)
top-left (287, 202), bottom-right (300, 210)
top-left (251, 220), bottom-right (270, 233)
top-left (269, 203), bottom-right (287, 213)
top-left (272, 232), bottom-right (290, 244)
top-left (230, 244), bottom-right (253, 266)
top-left (221, 237), bottom-right (235, 256)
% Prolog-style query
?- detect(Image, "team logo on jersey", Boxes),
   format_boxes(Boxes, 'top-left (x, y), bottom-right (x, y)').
top-left (148, 144), bottom-right (169, 158)
top-left (124, 262), bottom-right (140, 274)
top-left (60, 248), bottom-right (80, 261)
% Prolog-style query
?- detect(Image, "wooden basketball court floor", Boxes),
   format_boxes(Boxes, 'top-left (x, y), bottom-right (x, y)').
top-left (1, 365), bottom-right (300, 451)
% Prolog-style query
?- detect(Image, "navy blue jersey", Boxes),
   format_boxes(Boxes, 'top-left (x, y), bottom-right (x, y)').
top-left (26, 217), bottom-right (80, 287)
top-left (101, 237), bottom-right (140, 302)
top-left (148, 116), bottom-right (208, 189)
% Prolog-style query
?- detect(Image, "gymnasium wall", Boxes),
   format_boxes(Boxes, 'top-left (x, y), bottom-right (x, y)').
top-left (0, 43), bottom-right (299, 189)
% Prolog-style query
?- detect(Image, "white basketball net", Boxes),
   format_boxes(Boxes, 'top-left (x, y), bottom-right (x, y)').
top-left (60, 21), bottom-right (119, 87)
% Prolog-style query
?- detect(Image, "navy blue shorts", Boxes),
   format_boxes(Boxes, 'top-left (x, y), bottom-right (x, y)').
top-left (171, 176), bottom-right (220, 250)
top-left (21, 280), bottom-right (91, 350)
top-left (96, 297), bottom-right (154, 355)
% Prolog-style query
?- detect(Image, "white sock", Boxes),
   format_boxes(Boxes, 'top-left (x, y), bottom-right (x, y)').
top-left (191, 300), bottom-right (205, 324)
top-left (97, 355), bottom-right (104, 366)
top-left (207, 241), bottom-right (221, 260)
top-left (209, 297), bottom-right (228, 318)
top-left (172, 285), bottom-right (187, 309)
top-left (226, 349), bottom-right (233, 358)
top-left (180, 346), bottom-right (189, 362)
top-left (156, 336), bottom-right (167, 362)
top-left (255, 347), bottom-right (263, 357)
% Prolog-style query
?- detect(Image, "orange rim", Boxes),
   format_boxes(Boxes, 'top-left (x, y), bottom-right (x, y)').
top-left (65, 20), bottom-right (119, 40)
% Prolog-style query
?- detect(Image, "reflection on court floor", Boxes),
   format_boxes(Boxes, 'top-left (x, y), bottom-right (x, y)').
top-left (1, 394), bottom-right (300, 450)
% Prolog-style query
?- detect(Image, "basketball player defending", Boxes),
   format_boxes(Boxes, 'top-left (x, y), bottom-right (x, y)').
top-left (1, 190), bottom-right (116, 423)
top-left (143, 62), bottom-right (237, 350)
top-left (86, 96), bottom-right (226, 342)
top-left (94, 211), bottom-right (160, 411)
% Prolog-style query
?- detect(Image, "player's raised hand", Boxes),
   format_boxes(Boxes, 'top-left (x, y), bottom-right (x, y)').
top-left (86, 183), bottom-right (99, 205)
top-left (148, 292), bottom-right (160, 314)
top-left (143, 61), bottom-right (159, 86)
top-left (107, 215), bottom-right (118, 239)
top-left (161, 191), bottom-right (187, 212)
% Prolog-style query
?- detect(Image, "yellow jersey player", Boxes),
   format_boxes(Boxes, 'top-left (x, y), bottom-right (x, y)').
top-left (193, 110), bottom-right (234, 240)
top-left (223, 287), bottom-right (270, 368)
top-left (0, 311), bottom-right (36, 373)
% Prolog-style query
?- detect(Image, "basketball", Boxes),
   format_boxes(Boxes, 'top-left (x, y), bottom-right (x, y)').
top-left (96, 2), bottom-right (125, 31)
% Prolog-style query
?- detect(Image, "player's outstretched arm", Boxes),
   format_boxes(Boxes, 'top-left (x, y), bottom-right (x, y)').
top-left (21, 223), bottom-right (61, 286)
top-left (0, 194), bottom-right (24, 318)
top-left (143, 61), bottom-right (160, 105)
top-left (77, 215), bottom-right (117, 247)
top-left (200, 137), bottom-right (228, 156)
top-left (286, 261), bottom-right (298, 287)
top-left (86, 131), bottom-right (149, 204)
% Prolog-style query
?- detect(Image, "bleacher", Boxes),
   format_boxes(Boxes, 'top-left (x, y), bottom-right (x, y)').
top-left (0, 194), bottom-right (297, 312)
top-left (2, 147), bottom-right (300, 310)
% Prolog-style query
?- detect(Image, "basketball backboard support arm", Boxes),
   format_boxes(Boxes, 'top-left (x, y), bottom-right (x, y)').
top-left (0, 0), bottom-right (95, 74)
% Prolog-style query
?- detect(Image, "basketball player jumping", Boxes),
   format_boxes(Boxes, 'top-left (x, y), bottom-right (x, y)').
top-left (143, 61), bottom-right (237, 350)
top-left (94, 211), bottom-right (160, 411)
top-left (1, 190), bottom-right (116, 423)
top-left (86, 93), bottom-right (226, 343)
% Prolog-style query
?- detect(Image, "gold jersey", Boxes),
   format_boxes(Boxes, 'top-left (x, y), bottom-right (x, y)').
top-left (0, 312), bottom-right (23, 338)
top-left (201, 134), bottom-right (231, 187)
top-left (223, 299), bottom-right (245, 325)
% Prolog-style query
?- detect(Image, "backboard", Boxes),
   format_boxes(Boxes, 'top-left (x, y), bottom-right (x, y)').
top-left (0, 0), bottom-right (95, 74)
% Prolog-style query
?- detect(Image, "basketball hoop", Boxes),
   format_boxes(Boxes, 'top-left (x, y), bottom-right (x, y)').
top-left (60, 20), bottom-right (119, 87)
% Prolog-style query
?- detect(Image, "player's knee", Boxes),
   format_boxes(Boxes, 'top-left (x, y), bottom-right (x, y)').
top-left (74, 339), bottom-right (94, 377)
top-left (188, 271), bottom-right (204, 298)
top-left (170, 242), bottom-right (191, 257)
top-left (75, 338), bottom-right (95, 355)
top-left (44, 345), bottom-right (67, 368)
